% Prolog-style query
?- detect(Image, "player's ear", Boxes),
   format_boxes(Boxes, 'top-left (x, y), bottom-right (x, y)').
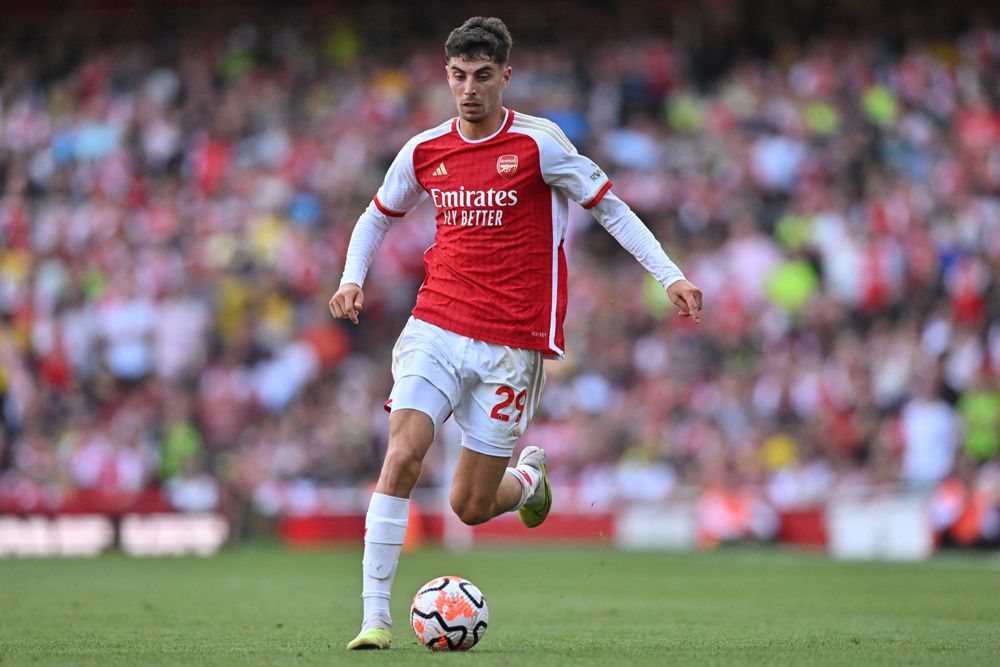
top-left (501, 66), bottom-right (511, 89)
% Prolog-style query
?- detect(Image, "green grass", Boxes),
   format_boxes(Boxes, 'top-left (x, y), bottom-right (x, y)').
top-left (1, 545), bottom-right (999, 666)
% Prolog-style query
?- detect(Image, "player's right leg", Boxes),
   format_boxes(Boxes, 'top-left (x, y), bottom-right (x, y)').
top-left (348, 383), bottom-right (451, 650)
top-left (347, 408), bottom-right (433, 650)
top-left (349, 318), bottom-right (461, 650)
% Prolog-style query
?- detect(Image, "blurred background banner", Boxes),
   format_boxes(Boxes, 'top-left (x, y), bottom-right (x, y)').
top-left (1, 0), bottom-right (999, 558)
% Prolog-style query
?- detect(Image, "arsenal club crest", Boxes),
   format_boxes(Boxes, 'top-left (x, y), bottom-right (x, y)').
top-left (497, 155), bottom-right (518, 179)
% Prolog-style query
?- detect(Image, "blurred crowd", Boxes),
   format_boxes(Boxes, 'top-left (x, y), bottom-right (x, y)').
top-left (1, 3), bottom-right (999, 545)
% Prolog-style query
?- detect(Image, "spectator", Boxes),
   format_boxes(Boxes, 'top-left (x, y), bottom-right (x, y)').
top-left (900, 375), bottom-right (962, 489)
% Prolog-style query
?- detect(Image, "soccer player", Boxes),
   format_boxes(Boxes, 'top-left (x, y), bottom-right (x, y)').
top-left (331, 17), bottom-right (702, 650)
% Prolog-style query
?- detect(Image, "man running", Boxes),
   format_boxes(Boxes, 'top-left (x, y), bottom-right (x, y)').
top-left (330, 16), bottom-right (702, 650)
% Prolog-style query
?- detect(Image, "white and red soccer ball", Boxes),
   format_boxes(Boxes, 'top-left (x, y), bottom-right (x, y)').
top-left (410, 576), bottom-right (489, 651)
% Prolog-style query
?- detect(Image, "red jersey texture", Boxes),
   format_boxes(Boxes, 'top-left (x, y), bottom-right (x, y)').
top-left (373, 109), bottom-right (612, 356)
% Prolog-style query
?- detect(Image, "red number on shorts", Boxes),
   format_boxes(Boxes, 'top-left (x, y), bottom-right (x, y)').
top-left (491, 387), bottom-right (515, 421)
top-left (492, 387), bottom-right (528, 423)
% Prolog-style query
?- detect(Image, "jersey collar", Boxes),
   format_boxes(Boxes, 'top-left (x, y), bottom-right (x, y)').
top-left (454, 108), bottom-right (513, 144)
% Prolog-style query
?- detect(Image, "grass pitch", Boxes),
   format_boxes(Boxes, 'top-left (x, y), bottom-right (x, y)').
top-left (1, 545), bottom-right (998, 666)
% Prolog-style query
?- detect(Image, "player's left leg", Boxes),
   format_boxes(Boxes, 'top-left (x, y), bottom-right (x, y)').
top-left (449, 446), bottom-right (521, 525)
top-left (449, 436), bottom-right (548, 526)
top-left (448, 342), bottom-right (549, 527)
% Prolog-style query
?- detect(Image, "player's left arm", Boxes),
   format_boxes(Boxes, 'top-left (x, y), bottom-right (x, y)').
top-left (589, 192), bottom-right (702, 323)
top-left (536, 131), bottom-right (702, 323)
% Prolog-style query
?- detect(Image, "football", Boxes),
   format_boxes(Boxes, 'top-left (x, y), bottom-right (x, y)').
top-left (410, 576), bottom-right (489, 651)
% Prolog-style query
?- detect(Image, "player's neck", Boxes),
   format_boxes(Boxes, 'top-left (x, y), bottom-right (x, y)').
top-left (458, 107), bottom-right (507, 141)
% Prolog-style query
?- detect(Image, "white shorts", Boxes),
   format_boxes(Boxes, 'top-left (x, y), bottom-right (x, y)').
top-left (387, 317), bottom-right (545, 458)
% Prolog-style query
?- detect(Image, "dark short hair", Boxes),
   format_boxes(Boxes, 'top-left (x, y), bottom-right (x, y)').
top-left (444, 17), bottom-right (512, 67)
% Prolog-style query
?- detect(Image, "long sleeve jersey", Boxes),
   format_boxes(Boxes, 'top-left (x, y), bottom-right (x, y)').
top-left (341, 108), bottom-right (685, 357)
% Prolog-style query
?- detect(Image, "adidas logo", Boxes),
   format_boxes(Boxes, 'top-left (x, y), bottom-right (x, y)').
top-left (432, 163), bottom-right (448, 176)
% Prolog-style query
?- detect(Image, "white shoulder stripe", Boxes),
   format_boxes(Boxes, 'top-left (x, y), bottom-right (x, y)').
top-left (511, 121), bottom-right (575, 154)
top-left (512, 115), bottom-right (573, 145)
top-left (512, 115), bottom-right (574, 153)
top-left (511, 120), bottom-right (575, 154)
top-left (514, 112), bottom-right (572, 143)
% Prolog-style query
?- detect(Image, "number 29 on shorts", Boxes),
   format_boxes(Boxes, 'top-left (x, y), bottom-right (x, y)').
top-left (490, 386), bottom-right (526, 423)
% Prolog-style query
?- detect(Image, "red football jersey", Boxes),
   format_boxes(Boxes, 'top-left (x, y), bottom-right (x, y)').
top-left (372, 109), bottom-right (612, 356)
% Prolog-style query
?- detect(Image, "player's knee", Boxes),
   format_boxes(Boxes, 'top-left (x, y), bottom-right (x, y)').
top-left (455, 507), bottom-right (491, 526)
top-left (450, 497), bottom-right (491, 526)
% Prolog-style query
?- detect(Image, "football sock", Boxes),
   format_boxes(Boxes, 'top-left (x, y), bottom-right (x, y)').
top-left (361, 492), bottom-right (410, 631)
top-left (506, 465), bottom-right (541, 511)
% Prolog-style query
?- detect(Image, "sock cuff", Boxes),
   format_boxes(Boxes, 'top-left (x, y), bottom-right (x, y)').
top-left (369, 492), bottom-right (410, 520)
top-left (366, 493), bottom-right (410, 544)
top-left (506, 466), bottom-right (531, 511)
top-left (507, 466), bottom-right (534, 489)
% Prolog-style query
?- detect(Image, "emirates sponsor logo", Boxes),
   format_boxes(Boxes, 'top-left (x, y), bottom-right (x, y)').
top-left (430, 188), bottom-right (518, 208)
top-left (497, 155), bottom-right (518, 179)
top-left (430, 187), bottom-right (518, 227)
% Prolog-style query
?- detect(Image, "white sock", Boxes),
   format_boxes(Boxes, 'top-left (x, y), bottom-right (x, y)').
top-left (361, 492), bottom-right (409, 631)
top-left (506, 466), bottom-right (541, 510)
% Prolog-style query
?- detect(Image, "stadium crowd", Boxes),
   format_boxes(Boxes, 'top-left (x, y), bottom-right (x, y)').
top-left (1, 3), bottom-right (999, 545)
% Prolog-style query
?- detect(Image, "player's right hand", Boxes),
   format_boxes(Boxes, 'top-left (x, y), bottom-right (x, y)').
top-left (329, 283), bottom-right (364, 324)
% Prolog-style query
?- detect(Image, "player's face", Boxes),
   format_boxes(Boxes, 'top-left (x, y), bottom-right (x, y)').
top-left (446, 57), bottom-right (511, 125)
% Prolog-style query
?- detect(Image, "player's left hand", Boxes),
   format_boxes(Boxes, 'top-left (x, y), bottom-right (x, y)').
top-left (666, 280), bottom-right (703, 324)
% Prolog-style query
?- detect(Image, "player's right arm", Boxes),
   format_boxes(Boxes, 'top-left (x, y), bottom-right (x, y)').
top-left (329, 136), bottom-right (429, 324)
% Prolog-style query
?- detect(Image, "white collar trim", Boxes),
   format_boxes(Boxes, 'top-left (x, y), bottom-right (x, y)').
top-left (456, 108), bottom-right (510, 144)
